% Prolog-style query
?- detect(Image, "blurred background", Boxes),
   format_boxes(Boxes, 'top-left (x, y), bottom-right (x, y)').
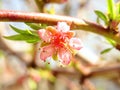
top-left (0, 0), bottom-right (120, 90)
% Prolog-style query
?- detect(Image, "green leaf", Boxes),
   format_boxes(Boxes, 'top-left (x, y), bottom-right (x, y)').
top-left (10, 25), bottom-right (38, 36)
top-left (95, 10), bottom-right (108, 24)
top-left (10, 25), bottom-right (31, 35)
top-left (105, 37), bottom-right (116, 46)
top-left (4, 34), bottom-right (40, 43)
top-left (26, 39), bottom-right (40, 43)
top-left (96, 17), bottom-right (100, 24)
top-left (25, 23), bottom-right (47, 30)
top-left (115, 15), bottom-right (120, 21)
top-left (116, 2), bottom-right (120, 14)
top-left (101, 48), bottom-right (113, 54)
top-left (4, 34), bottom-right (25, 40)
top-left (107, 0), bottom-right (116, 19)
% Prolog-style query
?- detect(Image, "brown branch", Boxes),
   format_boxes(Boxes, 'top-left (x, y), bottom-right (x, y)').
top-left (54, 64), bottom-right (120, 77)
top-left (115, 44), bottom-right (120, 51)
top-left (0, 10), bottom-right (120, 44)
top-left (0, 10), bottom-right (84, 25)
top-left (34, 61), bottom-right (120, 78)
top-left (90, 64), bottom-right (120, 76)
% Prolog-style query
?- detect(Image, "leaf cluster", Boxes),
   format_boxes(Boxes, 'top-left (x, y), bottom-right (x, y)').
top-left (95, 0), bottom-right (120, 26)
top-left (94, 0), bottom-right (120, 54)
top-left (4, 23), bottom-right (47, 43)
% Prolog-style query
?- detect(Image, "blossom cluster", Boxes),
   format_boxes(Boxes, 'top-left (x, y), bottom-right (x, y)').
top-left (38, 22), bottom-right (83, 65)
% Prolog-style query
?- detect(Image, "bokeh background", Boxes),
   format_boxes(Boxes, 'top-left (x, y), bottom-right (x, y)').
top-left (0, 0), bottom-right (120, 90)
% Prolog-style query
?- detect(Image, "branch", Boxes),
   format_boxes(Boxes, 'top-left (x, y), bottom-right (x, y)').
top-left (0, 10), bottom-right (84, 25)
top-left (0, 10), bottom-right (119, 44)
top-left (55, 63), bottom-right (120, 77)
top-left (90, 64), bottom-right (120, 76)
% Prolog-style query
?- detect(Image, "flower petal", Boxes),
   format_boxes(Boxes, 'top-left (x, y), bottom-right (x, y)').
top-left (40, 45), bottom-right (55, 61)
top-left (46, 26), bottom-right (57, 34)
top-left (65, 31), bottom-right (74, 39)
top-left (69, 38), bottom-right (83, 50)
top-left (57, 22), bottom-right (70, 32)
top-left (38, 29), bottom-right (51, 42)
top-left (58, 48), bottom-right (71, 65)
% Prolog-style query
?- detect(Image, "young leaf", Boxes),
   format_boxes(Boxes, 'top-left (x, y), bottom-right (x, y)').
top-left (101, 48), bottom-right (113, 54)
top-left (10, 25), bottom-right (38, 37)
top-left (116, 2), bottom-right (120, 14)
top-left (25, 23), bottom-right (47, 30)
top-left (96, 17), bottom-right (100, 24)
top-left (4, 34), bottom-right (40, 43)
top-left (4, 34), bottom-right (26, 40)
top-left (95, 10), bottom-right (108, 24)
top-left (115, 15), bottom-right (120, 21)
top-left (107, 0), bottom-right (116, 19)
top-left (105, 37), bottom-right (116, 46)
top-left (10, 25), bottom-right (31, 35)
top-left (26, 39), bottom-right (40, 43)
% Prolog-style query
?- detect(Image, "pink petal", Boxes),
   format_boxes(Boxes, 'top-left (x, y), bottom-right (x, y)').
top-left (40, 45), bottom-right (55, 61)
top-left (38, 29), bottom-right (51, 42)
top-left (58, 48), bottom-right (71, 65)
top-left (69, 38), bottom-right (83, 50)
top-left (57, 22), bottom-right (70, 32)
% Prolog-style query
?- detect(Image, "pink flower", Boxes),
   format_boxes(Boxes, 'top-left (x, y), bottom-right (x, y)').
top-left (38, 22), bottom-right (83, 65)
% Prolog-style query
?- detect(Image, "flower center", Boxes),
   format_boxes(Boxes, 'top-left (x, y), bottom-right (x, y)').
top-left (51, 33), bottom-right (68, 48)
